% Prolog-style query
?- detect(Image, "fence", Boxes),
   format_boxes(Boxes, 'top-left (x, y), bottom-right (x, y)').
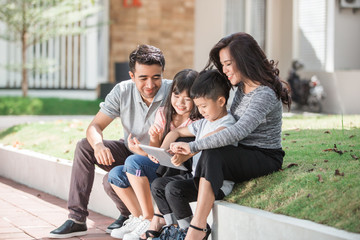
top-left (0, 0), bottom-right (109, 91)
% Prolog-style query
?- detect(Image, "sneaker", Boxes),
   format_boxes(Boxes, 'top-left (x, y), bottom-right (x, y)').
top-left (49, 220), bottom-right (87, 238)
top-left (123, 218), bottom-right (151, 240)
top-left (106, 215), bottom-right (129, 233)
top-left (110, 215), bottom-right (142, 239)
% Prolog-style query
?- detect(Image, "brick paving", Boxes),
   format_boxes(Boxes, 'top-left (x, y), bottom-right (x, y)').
top-left (0, 176), bottom-right (115, 240)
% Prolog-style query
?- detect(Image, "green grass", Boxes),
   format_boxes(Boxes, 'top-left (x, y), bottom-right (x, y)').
top-left (0, 114), bottom-right (359, 233)
top-left (0, 96), bottom-right (102, 115)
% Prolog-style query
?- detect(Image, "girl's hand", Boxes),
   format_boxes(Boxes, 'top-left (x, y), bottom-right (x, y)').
top-left (148, 154), bottom-right (159, 164)
top-left (148, 124), bottom-right (162, 139)
top-left (127, 134), bottom-right (146, 155)
top-left (170, 142), bottom-right (191, 155)
top-left (171, 153), bottom-right (190, 166)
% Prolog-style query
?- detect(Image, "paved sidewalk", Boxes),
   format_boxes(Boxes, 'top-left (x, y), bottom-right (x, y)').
top-left (0, 176), bottom-right (115, 240)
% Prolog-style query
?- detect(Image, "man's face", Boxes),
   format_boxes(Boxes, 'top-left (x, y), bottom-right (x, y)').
top-left (129, 62), bottom-right (163, 105)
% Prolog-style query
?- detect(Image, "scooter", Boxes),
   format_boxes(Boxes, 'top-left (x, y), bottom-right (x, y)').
top-left (287, 60), bottom-right (325, 113)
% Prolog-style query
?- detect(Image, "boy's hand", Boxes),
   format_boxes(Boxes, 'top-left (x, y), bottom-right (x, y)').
top-left (171, 153), bottom-right (190, 166)
top-left (94, 142), bottom-right (115, 166)
top-left (170, 142), bottom-right (191, 155)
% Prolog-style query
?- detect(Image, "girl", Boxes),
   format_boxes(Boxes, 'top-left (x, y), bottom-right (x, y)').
top-left (107, 69), bottom-right (201, 240)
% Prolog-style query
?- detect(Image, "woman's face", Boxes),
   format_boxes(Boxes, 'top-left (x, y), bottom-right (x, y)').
top-left (219, 47), bottom-right (242, 86)
top-left (171, 90), bottom-right (194, 117)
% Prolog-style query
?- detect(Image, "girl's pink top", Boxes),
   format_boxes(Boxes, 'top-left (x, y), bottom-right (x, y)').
top-left (154, 107), bottom-right (194, 132)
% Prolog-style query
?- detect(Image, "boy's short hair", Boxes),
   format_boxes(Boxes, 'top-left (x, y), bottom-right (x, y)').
top-left (129, 44), bottom-right (165, 73)
top-left (190, 69), bottom-right (231, 104)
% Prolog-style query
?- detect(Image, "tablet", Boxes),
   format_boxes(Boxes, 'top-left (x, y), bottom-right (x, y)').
top-left (139, 144), bottom-right (188, 171)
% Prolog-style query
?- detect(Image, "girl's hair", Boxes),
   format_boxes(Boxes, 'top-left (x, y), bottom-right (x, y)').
top-left (206, 32), bottom-right (291, 109)
top-left (162, 69), bottom-right (202, 140)
top-left (190, 69), bottom-right (231, 105)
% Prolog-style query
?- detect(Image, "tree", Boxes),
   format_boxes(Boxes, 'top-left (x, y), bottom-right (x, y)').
top-left (0, 0), bottom-right (103, 97)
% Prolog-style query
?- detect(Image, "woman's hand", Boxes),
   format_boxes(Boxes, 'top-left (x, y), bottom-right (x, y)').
top-left (94, 142), bottom-right (115, 166)
top-left (171, 153), bottom-right (190, 166)
top-left (170, 142), bottom-right (191, 155)
top-left (127, 134), bottom-right (147, 156)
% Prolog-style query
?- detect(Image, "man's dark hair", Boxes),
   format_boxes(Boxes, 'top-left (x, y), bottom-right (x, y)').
top-left (129, 44), bottom-right (165, 73)
top-left (190, 69), bottom-right (231, 104)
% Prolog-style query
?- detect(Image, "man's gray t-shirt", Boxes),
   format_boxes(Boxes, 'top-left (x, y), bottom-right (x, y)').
top-left (99, 79), bottom-right (172, 148)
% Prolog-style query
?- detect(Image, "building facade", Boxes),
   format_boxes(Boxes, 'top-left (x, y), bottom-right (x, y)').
top-left (1, 0), bottom-right (359, 113)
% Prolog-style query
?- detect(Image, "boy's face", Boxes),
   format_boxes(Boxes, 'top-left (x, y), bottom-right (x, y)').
top-left (129, 62), bottom-right (163, 105)
top-left (193, 96), bottom-right (226, 122)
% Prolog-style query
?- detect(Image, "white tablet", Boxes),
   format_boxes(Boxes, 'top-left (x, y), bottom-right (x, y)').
top-left (138, 144), bottom-right (188, 171)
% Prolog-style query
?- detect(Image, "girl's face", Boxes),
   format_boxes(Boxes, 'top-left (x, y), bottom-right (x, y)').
top-left (219, 47), bottom-right (242, 86)
top-left (171, 90), bottom-right (194, 116)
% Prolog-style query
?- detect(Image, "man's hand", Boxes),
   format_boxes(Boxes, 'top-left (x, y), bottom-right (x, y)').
top-left (170, 142), bottom-right (191, 155)
top-left (94, 142), bottom-right (115, 166)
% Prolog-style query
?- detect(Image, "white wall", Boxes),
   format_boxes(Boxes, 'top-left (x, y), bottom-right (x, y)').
top-left (266, 0), bottom-right (294, 80)
top-left (194, 0), bottom-right (226, 71)
top-left (334, 1), bottom-right (360, 70)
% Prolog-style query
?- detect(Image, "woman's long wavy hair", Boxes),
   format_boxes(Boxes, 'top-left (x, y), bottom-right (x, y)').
top-left (162, 69), bottom-right (202, 141)
top-left (206, 32), bottom-right (291, 109)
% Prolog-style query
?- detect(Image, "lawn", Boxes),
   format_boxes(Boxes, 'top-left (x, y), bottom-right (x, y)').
top-left (0, 114), bottom-right (359, 233)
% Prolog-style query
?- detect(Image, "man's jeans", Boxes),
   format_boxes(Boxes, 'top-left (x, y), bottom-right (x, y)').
top-left (68, 138), bottom-right (132, 222)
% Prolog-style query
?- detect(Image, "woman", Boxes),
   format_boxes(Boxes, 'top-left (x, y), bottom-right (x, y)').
top-left (170, 32), bottom-right (291, 240)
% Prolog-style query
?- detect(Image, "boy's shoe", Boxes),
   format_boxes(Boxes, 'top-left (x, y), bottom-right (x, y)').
top-left (123, 218), bottom-right (151, 240)
top-left (153, 225), bottom-right (178, 240)
top-left (49, 220), bottom-right (87, 238)
top-left (174, 228), bottom-right (188, 240)
top-left (106, 215), bottom-right (129, 233)
top-left (110, 215), bottom-right (142, 239)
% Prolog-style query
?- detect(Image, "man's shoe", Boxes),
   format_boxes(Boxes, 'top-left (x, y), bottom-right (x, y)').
top-left (49, 220), bottom-right (87, 239)
top-left (106, 215), bottom-right (129, 233)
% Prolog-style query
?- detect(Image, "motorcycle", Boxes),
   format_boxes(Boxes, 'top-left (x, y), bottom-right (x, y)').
top-left (287, 60), bottom-right (325, 113)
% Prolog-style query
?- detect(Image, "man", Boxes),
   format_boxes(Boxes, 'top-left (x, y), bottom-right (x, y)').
top-left (49, 44), bottom-right (172, 238)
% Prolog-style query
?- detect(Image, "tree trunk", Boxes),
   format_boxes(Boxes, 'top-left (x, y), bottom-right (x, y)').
top-left (21, 2), bottom-right (28, 97)
top-left (21, 32), bottom-right (28, 97)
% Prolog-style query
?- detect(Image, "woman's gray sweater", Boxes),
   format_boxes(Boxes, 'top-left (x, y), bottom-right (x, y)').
top-left (189, 85), bottom-right (283, 153)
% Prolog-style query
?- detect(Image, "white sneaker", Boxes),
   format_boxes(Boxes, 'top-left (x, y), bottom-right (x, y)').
top-left (123, 218), bottom-right (151, 240)
top-left (110, 215), bottom-right (142, 239)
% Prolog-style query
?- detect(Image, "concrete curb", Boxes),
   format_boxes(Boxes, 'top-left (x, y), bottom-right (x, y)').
top-left (0, 144), bottom-right (359, 240)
